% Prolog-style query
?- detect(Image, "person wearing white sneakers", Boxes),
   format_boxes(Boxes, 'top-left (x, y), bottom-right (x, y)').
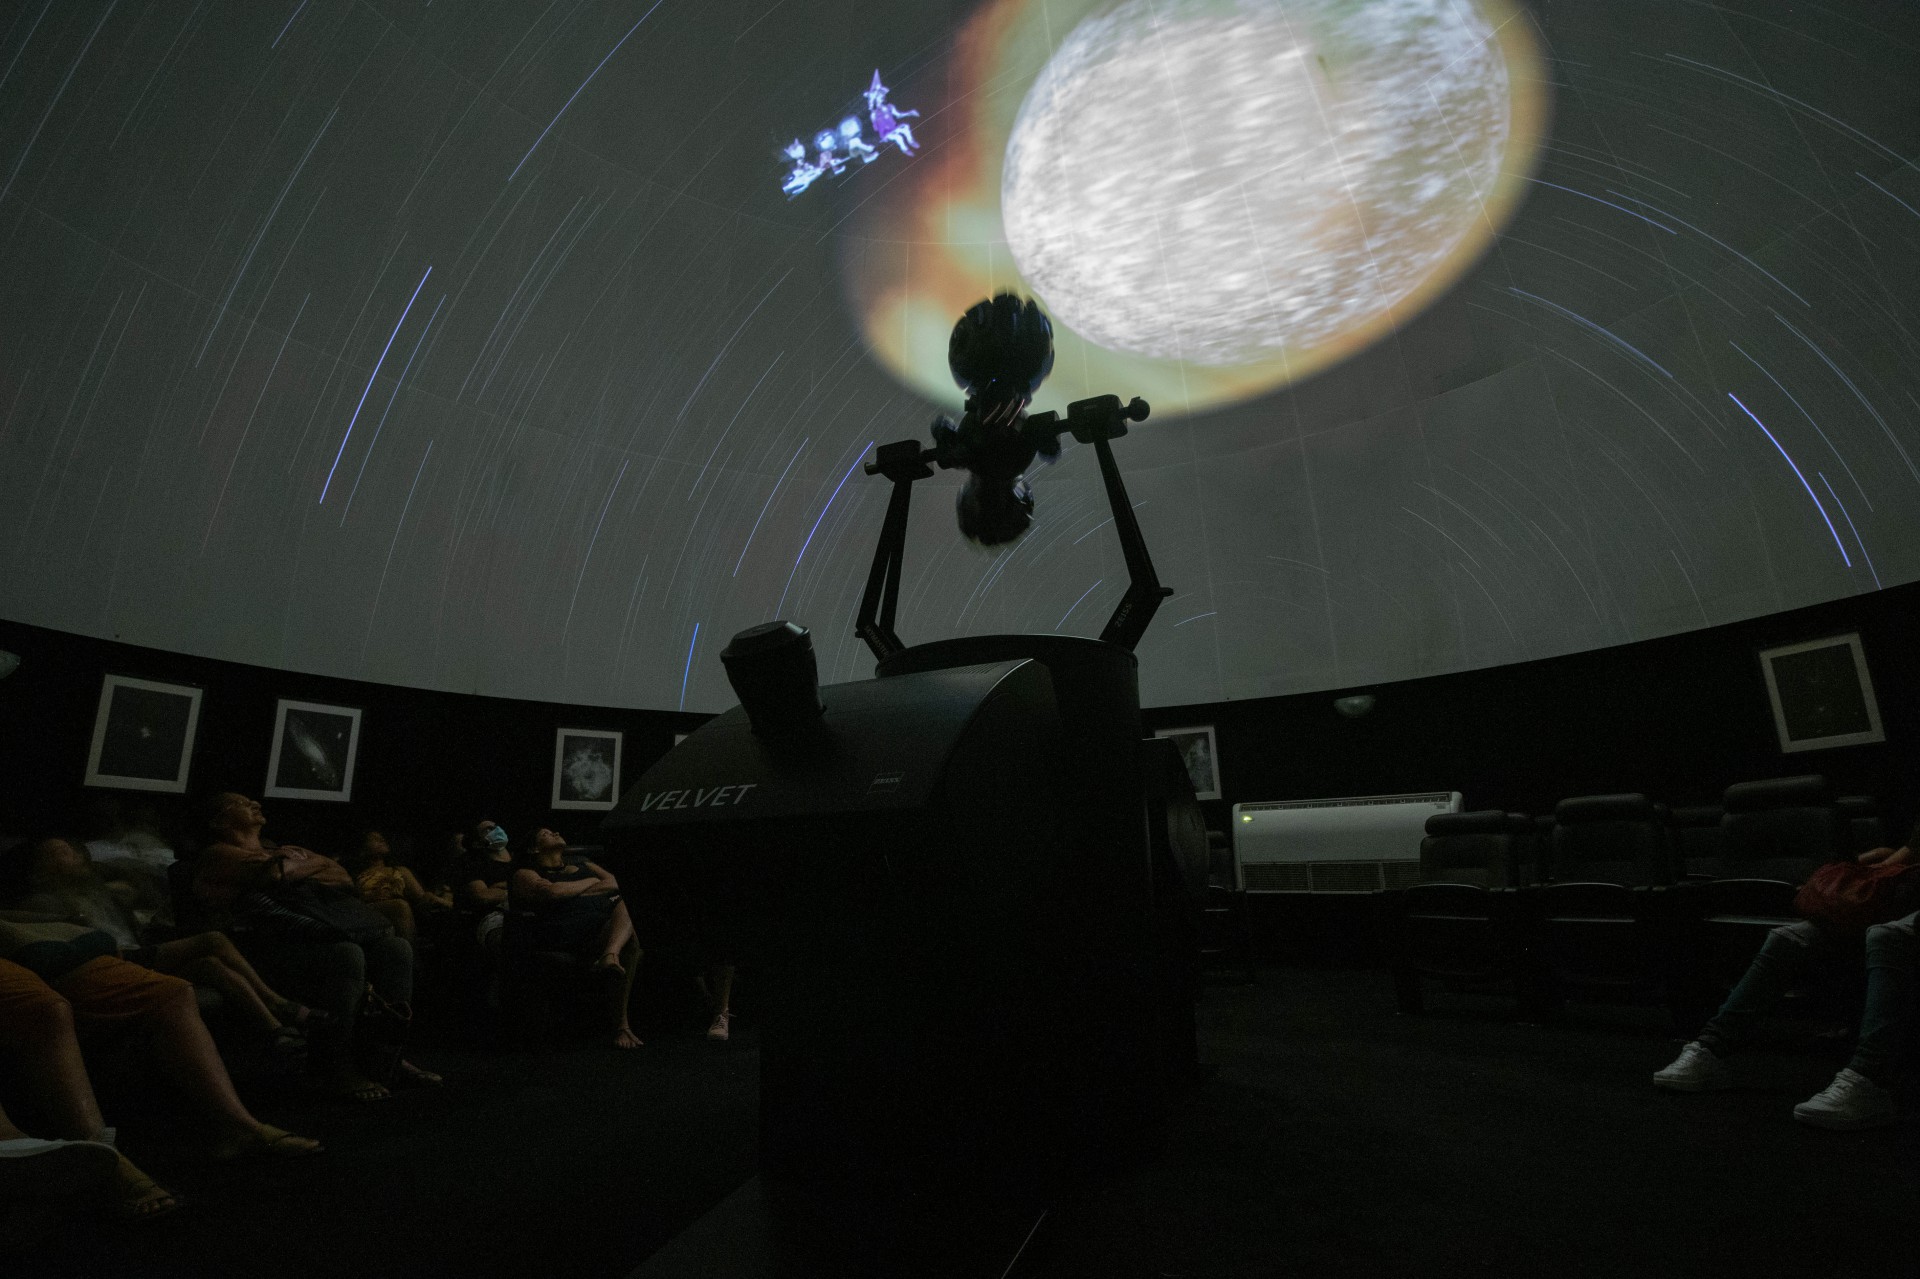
top-left (1654, 830), bottom-right (1918, 1130)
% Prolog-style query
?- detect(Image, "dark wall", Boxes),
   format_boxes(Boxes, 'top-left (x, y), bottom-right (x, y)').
top-left (4, 578), bottom-right (1916, 879)
top-left (0, 618), bottom-right (710, 874)
top-left (1145, 579), bottom-right (1920, 839)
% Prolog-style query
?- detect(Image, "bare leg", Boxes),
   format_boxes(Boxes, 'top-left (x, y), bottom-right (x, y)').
top-left (6, 995), bottom-right (107, 1143)
top-left (708, 965), bottom-right (735, 1018)
top-left (593, 900), bottom-right (637, 972)
top-left (179, 955), bottom-right (281, 1032)
top-left (152, 934), bottom-right (301, 1028)
top-left (610, 937), bottom-right (642, 1049)
top-left (0, 1099), bottom-right (26, 1142)
top-left (368, 898), bottom-right (416, 942)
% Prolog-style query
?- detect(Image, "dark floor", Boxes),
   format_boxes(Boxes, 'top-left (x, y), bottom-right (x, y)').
top-left (10, 967), bottom-right (1916, 1279)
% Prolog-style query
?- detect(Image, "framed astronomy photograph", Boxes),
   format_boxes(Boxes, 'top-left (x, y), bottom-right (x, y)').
top-left (84, 675), bottom-right (203, 793)
top-left (265, 700), bottom-right (363, 802)
top-left (553, 728), bottom-right (623, 810)
top-left (1759, 633), bottom-right (1885, 754)
top-left (1154, 724), bottom-right (1221, 801)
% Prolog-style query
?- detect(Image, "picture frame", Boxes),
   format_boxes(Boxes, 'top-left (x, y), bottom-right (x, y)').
top-left (1154, 724), bottom-right (1221, 801)
top-left (553, 728), bottom-right (623, 810)
top-left (264, 700), bottom-right (363, 802)
top-left (83, 674), bottom-right (203, 793)
top-left (1758, 633), bottom-right (1885, 754)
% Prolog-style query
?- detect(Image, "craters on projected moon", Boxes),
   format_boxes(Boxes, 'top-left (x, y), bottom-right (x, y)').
top-left (845, 0), bottom-right (1547, 415)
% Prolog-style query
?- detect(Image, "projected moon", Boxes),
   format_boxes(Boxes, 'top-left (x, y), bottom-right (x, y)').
top-left (845, 0), bottom-right (1547, 415)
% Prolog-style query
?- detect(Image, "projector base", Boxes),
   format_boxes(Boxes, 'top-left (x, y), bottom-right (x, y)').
top-left (629, 1174), bottom-right (1053, 1279)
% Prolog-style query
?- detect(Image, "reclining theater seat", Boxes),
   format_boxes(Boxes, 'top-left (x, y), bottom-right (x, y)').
top-left (1528, 793), bottom-right (1687, 1018)
top-left (1386, 810), bottom-right (1533, 1015)
top-left (1836, 795), bottom-right (1887, 858)
top-left (1689, 776), bottom-right (1843, 1003)
top-left (1669, 805), bottom-right (1726, 880)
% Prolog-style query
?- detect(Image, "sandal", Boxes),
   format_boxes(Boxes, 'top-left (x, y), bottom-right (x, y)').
top-left (109, 1161), bottom-right (182, 1224)
top-left (212, 1125), bottom-right (323, 1163)
top-left (326, 1076), bottom-right (391, 1103)
top-left (394, 1060), bottom-right (443, 1088)
top-left (268, 1025), bottom-right (307, 1056)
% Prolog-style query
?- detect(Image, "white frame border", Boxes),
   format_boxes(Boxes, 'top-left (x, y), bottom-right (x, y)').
top-left (1758, 632), bottom-right (1885, 754)
top-left (552, 727), bottom-right (623, 811)
top-left (84, 674), bottom-right (203, 794)
top-left (264, 699), bottom-right (363, 802)
top-left (1154, 724), bottom-right (1221, 801)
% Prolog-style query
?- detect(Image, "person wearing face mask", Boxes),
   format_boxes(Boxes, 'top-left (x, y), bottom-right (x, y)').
top-left (453, 821), bottom-right (514, 947)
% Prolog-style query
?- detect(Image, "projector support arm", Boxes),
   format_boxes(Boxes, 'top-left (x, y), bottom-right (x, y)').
top-left (854, 394), bottom-right (1170, 662)
top-left (855, 439), bottom-right (934, 662)
top-left (1026, 395), bottom-right (1172, 652)
top-left (1089, 430), bottom-right (1173, 651)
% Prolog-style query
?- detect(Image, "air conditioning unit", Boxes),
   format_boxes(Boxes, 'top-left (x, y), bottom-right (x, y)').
top-left (1231, 791), bottom-right (1462, 893)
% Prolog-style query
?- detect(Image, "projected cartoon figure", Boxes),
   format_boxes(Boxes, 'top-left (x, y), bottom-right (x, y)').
top-left (839, 116), bottom-right (879, 165)
top-left (865, 70), bottom-right (920, 156)
top-left (814, 129), bottom-right (848, 177)
top-left (781, 139), bottom-right (822, 197)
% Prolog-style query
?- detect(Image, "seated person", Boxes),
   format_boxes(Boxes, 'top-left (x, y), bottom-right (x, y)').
top-left (0, 932), bottom-right (321, 1221)
top-left (1655, 823), bottom-right (1919, 1128)
top-left (507, 828), bottom-right (641, 1049)
top-left (454, 821), bottom-right (514, 946)
top-left (80, 797), bottom-right (176, 931)
top-left (0, 836), bottom-right (321, 1052)
top-left (348, 830), bottom-right (451, 942)
top-left (197, 793), bottom-right (438, 1099)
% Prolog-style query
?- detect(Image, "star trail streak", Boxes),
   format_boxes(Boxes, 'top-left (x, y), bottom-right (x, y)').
top-left (0, 0), bottom-right (1914, 713)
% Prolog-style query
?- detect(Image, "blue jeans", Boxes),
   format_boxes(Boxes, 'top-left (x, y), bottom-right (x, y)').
top-left (1695, 912), bottom-right (1917, 1083)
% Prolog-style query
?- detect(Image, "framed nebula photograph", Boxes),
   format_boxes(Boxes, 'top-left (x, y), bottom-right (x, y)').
top-left (553, 728), bottom-right (623, 811)
top-left (1759, 634), bottom-right (1885, 754)
top-left (84, 675), bottom-right (203, 793)
top-left (1154, 724), bottom-right (1221, 801)
top-left (265, 700), bottom-right (363, 802)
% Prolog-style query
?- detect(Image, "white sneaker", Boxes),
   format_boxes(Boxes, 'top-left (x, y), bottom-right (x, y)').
top-left (707, 1011), bottom-right (731, 1041)
top-left (1793, 1068), bottom-right (1898, 1130)
top-left (1653, 1041), bottom-right (1734, 1092)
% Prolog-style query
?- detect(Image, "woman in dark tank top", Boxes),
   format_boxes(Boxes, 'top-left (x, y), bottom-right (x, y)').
top-left (506, 828), bottom-right (642, 1048)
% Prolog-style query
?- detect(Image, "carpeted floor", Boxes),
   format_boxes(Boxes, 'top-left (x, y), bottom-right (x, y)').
top-left (9, 967), bottom-right (1914, 1279)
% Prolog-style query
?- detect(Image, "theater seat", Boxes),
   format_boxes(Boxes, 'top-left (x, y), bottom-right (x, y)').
top-left (1386, 810), bottom-right (1537, 1015)
top-left (1526, 794), bottom-right (1690, 1023)
top-left (1836, 796), bottom-right (1887, 857)
top-left (1670, 806), bottom-right (1725, 880)
top-left (1683, 776), bottom-right (1844, 1027)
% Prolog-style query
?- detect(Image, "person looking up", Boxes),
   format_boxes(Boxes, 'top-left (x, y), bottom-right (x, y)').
top-left (507, 828), bottom-right (642, 1049)
top-left (349, 830), bottom-right (451, 942)
top-left (0, 837), bottom-right (320, 1053)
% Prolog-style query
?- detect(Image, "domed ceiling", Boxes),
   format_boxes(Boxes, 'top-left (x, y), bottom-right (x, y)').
top-left (0, 0), bottom-right (1916, 710)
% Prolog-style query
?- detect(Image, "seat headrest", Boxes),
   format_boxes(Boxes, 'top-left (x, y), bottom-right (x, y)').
top-left (1425, 809), bottom-right (1510, 837)
top-left (1670, 805), bottom-right (1723, 826)
top-left (1723, 775), bottom-right (1829, 812)
top-left (1555, 794), bottom-right (1657, 824)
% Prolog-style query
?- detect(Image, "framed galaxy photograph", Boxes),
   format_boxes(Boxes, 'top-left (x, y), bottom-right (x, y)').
top-left (553, 728), bottom-right (622, 811)
top-left (1759, 635), bottom-right (1885, 754)
top-left (84, 675), bottom-right (203, 793)
top-left (265, 700), bottom-right (363, 802)
top-left (1154, 725), bottom-right (1221, 801)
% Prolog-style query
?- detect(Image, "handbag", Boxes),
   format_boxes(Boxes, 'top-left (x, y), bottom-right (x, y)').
top-left (1793, 860), bottom-right (1918, 931)
top-left (274, 880), bottom-right (395, 945)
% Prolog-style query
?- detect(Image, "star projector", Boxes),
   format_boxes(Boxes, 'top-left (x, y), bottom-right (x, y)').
top-left (597, 298), bottom-right (1204, 1272)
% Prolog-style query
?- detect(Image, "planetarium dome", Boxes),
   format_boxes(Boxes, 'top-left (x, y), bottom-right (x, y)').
top-left (1, 0), bottom-right (1916, 711)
